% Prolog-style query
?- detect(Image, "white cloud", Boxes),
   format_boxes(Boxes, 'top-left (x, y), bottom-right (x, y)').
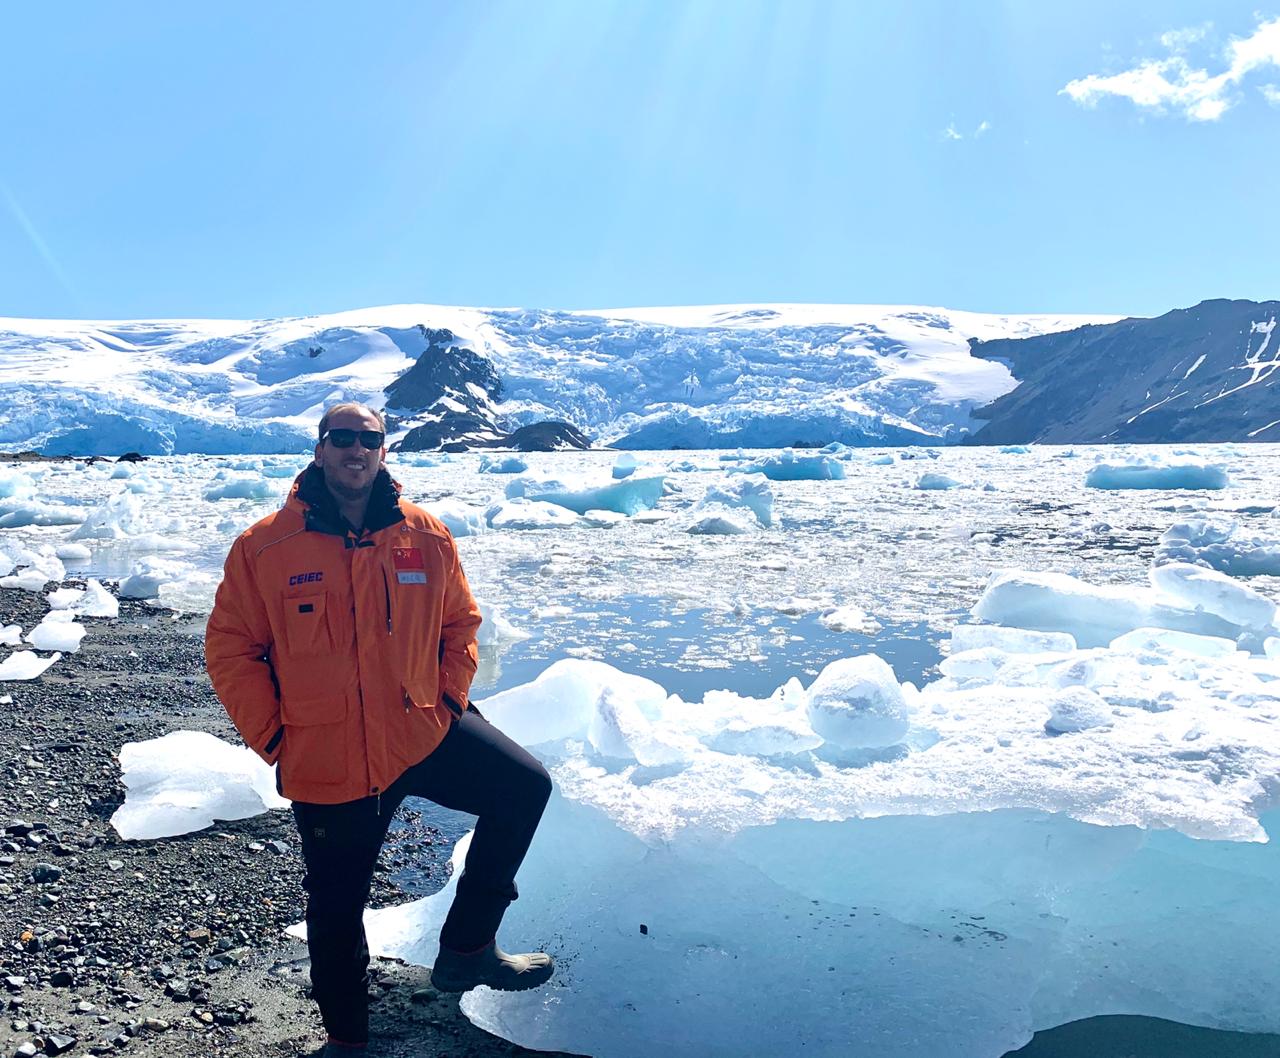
top-left (1063, 16), bottom-right (1280, 121)
top-left (1262, 83), bottom-right (1280, 105)
top-left (1160, 23), bottom-right (1212, 53)
top-left (941, 120), bottom-right (990, 142)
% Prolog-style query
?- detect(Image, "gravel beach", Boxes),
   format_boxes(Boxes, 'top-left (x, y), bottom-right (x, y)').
top-left (0, 583), bottom-right (580, 1058)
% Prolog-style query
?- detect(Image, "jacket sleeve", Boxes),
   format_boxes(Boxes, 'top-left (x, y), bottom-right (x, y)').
top-left (439, 532), bottom-right (482, 709)
top-left (205, 536), bottom-right (283, 764)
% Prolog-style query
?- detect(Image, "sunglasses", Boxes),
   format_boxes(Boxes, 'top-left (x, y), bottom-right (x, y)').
top-left (321, 428), bottom-right (385, 450)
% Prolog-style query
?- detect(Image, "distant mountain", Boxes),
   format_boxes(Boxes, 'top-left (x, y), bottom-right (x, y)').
top-left (966, 299), bottom-right (1280, 444)
top-left (0, 304), bottom-right (1106, 455)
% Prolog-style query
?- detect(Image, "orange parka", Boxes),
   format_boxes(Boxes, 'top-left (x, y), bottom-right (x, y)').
top-left (205, 466), bottom-right (482, 804)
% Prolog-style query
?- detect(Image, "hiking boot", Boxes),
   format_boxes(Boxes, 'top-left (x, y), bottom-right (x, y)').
top-left (430, 941), bottom-right (555, 993)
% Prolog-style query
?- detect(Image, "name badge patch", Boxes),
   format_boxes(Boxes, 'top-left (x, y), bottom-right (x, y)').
top-left (393, 547), bottom-right (427, 585)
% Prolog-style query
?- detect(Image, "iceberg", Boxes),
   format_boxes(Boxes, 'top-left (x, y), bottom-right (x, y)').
top-left (916, 471), bottom-right (963, 490)
top-left (1156, 519), bottom-right (1280, 577)
top-left (805, 654), bottom-right (910, 748)
top-left (971, 568), bottom-right (1261, 648)
top-left (26, 615), bottom-right (87, 653)
top-left (0, 650), bottom-right (60, 681)
top-left (1149, 561), bottom-right (1278, 632)
top-left (202, 476), bottom-right (278, 501)
top-left (327, 621), bottom-right (1280, 1057)
top-left (686, 509), bottom-right (758, 535)
top-left (486, 498), bottom-right (582, 531)
top-left (1085, 457), bottom-right (1229, 490)
top-left (424, 498), bottom-right (488, 538)
top-left (506, 472), bottom-right (666, 516)
top-left (732, 449), bottom-right (845, 481)
top-left (693, 474), bottom-right (773, 527)
top-left (480, 455), bottom-right (528, 474)
top-left (111, 730), bottom-right (289, 840)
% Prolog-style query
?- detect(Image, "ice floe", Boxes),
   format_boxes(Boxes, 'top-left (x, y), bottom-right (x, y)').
top-left (111, 731), bottom-right (289, 840)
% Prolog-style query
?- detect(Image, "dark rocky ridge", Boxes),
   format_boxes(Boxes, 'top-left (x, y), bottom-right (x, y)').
top-left (386, 328), bottom-right (591, 453)
top-left (965, 298), bottom-right (1280, 444)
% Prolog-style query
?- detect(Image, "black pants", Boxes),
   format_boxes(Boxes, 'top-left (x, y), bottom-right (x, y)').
top-left (291, 708), bottom-right (552, 1044)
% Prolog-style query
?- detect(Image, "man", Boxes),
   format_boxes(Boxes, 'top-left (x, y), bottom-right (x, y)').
top-left (206, 402), bottom-right (553, 1057)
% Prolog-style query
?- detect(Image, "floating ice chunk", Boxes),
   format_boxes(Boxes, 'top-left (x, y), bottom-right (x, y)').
top-left (1045, 686), bottom-right (1112, 734)
top-left (0, 547), bottom-right (64, 593)
top-left (1149, 562), bottom-right (1277, 631)
top-left (0, 468), bottom-right (36, 498)
top-left (915, 472), bottom-right (962, 490)
top-left (950, 625), bottom-right (1077, 654)
top-left (819, 605), bottom-right (880, 634)
top-left (119, 563), bottom-right (165, 600)
top-left (109, 464), bottom-right (133, 479)
top-left (480, 455), bottom-right (528, 474)
top-left (1267, 637), bottom-right (1279, 659)
top-left (476, 659), bottom-right (669, 748)
top-left (581, 509), bottom-right (629, 528)
top-left (587, 685), bottom-right (696, 765)
top-left (0, 500), bottom-right (86, 528)
top-left (1156, 519), bottom-right (1280, 577)
top-left (972, 569), bottom-right (1248, 649)
top-left (262, 462), bottom-right (303, 478)
top-left (686, 507), bottom-right (758, 535)
top-left (506, 472), bottom-right (665, 516)
top-left (999, 444), bottom-right (1031, 453)
top-left (26, 617), bottom-right (87, 653)
top-left (70, 490), bottom-right (147, 539)
top-left (485, 498), bottom-right (582, 530)
top-left (0, 568), bottom-right (48, 592)
top-left (611, 453), bottom-right (640, 479)
top-left (111, 731), bottom-right (289, 840)
top-left (55, 541), bottom-right (92, 561)
top-left (1085, 457), bottom-right (1229, 490)
top-left (425, 498), bottom-right (488, 537)
top-left (0, 625), bottom-right (22, 646)
top-left (0, 650), bottom-right (60, 681)
top-left (939, 647), bottom-right (1009, 681)
top-left (1109, 627), bottom-right (1241, 659)
top-left (695, 474), bottom-right (773, 527)
top-left (733, 449), bottom-right (845, 481)
top-left (202, 476), bottom-right (277, 501)
top-left (77, 579), bottom-right (119, 619)
top-left (805, 655), bottom-right (910, 749)
top-left (476, 601), bottom-right (531, 645)
top-left (867, 453), bottom-right (894, 465)
top-left (46, 587), bottom-right (84, 610)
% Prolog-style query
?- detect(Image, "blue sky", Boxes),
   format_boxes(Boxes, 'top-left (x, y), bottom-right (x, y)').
top-left (1, 1), bottom-right (1277, 319)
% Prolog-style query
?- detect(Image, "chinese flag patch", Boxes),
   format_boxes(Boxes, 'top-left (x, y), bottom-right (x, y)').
top-left (392, 547), bottom-right (427, 584)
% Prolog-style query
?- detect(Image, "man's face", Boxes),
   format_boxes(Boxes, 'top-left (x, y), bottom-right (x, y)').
top-left (314, 407), bottom-right (387, 502)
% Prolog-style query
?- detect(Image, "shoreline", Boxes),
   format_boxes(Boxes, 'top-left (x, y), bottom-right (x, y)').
top-left (0, 583), bottom-right (579, 1058)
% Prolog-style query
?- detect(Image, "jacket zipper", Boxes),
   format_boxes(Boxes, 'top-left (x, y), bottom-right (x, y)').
top-left (381, 565), bottom-right (393, 634)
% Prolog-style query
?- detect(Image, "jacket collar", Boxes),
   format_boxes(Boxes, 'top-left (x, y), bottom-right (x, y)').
top-left (288, 464), bottom-right (406, 541)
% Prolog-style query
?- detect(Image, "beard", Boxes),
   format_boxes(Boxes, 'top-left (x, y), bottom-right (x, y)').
top-left (320, 462), bottom-right (376, 504)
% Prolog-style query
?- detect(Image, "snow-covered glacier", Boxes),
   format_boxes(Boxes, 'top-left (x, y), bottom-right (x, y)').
top-left (0, 304), bottom-right (1111, 454)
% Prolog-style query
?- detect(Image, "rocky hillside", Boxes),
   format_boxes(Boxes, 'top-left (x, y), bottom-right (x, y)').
top-left (966, 299), bottom-right (1280, 444)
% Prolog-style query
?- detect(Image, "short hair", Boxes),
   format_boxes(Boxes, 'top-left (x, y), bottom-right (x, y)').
top-left (317, 402), bottom-right (386, 441)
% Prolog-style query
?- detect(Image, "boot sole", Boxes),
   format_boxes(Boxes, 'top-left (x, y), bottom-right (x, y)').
top-left (429, 966), bottom-right (555, 993)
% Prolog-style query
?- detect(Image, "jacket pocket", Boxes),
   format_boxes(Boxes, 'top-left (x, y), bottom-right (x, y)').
top-left (279, 690), bottom-right (350, 788)
top-left (283, 593), bottom-right (331, 656)
top-left (402, 676), bottom-right (441, 711)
